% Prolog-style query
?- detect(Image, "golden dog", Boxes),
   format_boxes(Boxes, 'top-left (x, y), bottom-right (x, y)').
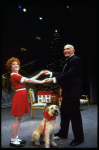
top-left (31, 105), bottom-right (60, 148)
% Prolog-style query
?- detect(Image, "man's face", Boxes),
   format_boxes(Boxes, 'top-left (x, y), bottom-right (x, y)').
top-left (63, 45), bottom-right (75, 58)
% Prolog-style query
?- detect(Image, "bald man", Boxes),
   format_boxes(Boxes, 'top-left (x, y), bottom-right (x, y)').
top-left (44, 44), bottom-right (84, 146)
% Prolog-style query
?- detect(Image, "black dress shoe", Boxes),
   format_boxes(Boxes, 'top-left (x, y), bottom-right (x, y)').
top-left (10, 142), bottom-right (25, 147)
top-left (69, 139), bottom-right (84, 146)
top-left (20, 140), bottom-right (26, 144)
top-left (54, 132), bottom-right (67, 139)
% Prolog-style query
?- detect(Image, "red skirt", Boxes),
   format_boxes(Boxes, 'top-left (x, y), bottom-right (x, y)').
top-left (11, 90), bottom-right (30, 117)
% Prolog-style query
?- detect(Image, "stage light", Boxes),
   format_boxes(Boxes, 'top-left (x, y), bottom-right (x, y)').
top-left (35, 36), bottom-right (41, 40)
top-left (55, 30), bottom-right (58, 32)
top-left (21, 47), bottom-right (26, 51)
top-left (39, 17), bottom-right (42, 20)
top-left (23, 8), bottom-right (27, 12)
top-left (18, 5), bottom-right (22, 9)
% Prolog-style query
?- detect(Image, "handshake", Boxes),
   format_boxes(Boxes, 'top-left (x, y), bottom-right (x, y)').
top-left (39, 70), bottom-right (53, 84)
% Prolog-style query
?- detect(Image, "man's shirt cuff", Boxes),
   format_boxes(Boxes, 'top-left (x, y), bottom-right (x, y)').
top-left (49, 72), bottom-right (56, 83)
top-left (49, 72), bottom-right (52, 78)
top-left (53, 77), bottom-right (56, 83)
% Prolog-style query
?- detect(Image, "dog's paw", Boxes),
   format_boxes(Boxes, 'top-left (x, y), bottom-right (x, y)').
top-left (53, 136), bottom-right (60, 140)
top-left (31, 138), bottom-right (34, 142)
top-left (51, 142), bottom-right (57, 147)
top-left (45, 145), bottom-right (50, 148)
top-left (35, 142), bottom-right (40, 145)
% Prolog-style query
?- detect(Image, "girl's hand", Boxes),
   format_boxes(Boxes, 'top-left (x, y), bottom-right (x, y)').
top-left (39, 70), bottom-right (46, 75)
top-left (44, 70), bottom-right (52, 76)
top-left (45, 78), bottom-right (53, 83)
top-left (41, 79), bottom-right (47, 84)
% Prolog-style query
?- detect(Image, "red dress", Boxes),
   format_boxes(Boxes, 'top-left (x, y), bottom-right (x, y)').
top-left (10, 73), bottom-right (30, 117)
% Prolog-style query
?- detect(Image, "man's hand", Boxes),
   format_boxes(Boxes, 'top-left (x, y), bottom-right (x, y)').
top-left (45, 78), bottom-right (53, 83)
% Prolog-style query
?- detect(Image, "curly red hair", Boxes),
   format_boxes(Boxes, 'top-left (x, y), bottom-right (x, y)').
top-left (6, 57), bottom-right (20, 73)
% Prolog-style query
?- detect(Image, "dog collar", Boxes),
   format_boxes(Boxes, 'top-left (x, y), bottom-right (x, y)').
top-left (42, 110), bottom-right (56, 136)
top-left (43, 110), bottom-right (56, 121)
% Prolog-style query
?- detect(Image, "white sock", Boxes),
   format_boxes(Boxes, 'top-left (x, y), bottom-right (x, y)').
top-left (11, 140), bottom-right (20, 145)
top-left (16, 135), bottom-right (22, 142)
top-left (11, 137), bottom-right (16, 142)
top-left (11, 138), bottom-right (20, 145)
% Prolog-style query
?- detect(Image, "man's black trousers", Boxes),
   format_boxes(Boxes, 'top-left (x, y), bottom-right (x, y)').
top-left (60, 97), bottom-right (84, 141)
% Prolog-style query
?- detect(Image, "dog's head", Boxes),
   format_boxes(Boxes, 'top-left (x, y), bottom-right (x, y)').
top-left (45, 105), bottom-right (60, 117)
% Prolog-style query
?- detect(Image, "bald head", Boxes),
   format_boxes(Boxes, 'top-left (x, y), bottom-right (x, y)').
top-left (63, 44), bottom-right (75, 58)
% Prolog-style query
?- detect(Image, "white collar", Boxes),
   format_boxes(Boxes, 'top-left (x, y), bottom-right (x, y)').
top-left (11, 73), bottom-right (21, 76)
top-left (66, 54), bottom-right (74, 60)
top-left (69, 54), bottom-right (74, 58)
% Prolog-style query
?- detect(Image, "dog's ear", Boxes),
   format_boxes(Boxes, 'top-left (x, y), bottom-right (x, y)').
top-left (45, 107), bottom-right (49, 112)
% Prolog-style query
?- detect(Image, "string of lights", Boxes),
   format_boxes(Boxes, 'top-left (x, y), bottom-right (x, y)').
top-left (46, 30), bottom-right (64, 72)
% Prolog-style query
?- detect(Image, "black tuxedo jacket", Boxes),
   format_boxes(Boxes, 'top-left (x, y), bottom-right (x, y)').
top-left (53, 55), bottom-right (82, 98)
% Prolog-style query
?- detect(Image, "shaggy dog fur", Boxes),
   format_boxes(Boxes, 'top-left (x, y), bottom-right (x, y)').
top-left (31, 105), bottom-right (60, 148)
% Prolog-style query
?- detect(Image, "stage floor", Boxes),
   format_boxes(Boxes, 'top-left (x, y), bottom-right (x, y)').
top-left (1, 104), bottom-right (97, 148)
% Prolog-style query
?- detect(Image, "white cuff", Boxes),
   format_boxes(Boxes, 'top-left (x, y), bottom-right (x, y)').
top-left (49, 72), bottom-right (52, 78)
top-left (53, 77), bottom-right (56, 83)
top-left (20, 77), bottom-right (26, 83)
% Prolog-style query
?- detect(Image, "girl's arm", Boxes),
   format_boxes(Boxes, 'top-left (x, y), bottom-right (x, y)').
top-left (24, 78), bottom-right (46, 84)
top-left (30, 71), bottom-right (45, 80)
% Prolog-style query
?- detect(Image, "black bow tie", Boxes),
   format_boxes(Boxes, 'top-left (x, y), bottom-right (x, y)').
top-left (65, 56), bottom-right (71, 61)
top-left (65, 57), bottom-right (69, 61)
top-left (64, 57), bottom-right (69, 63)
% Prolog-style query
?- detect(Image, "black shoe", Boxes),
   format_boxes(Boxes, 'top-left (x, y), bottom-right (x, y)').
top-left (54, 131), bottom-right (67, 139)
top-left (69, 139), bottom-right (84, 146)
top-left (20, 140), bottom-right (26, 144)
top-left (10, 142), bottom-right (25, 147)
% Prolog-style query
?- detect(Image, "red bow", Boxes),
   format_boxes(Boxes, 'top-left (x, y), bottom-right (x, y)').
top-left (42, 110), bottom-right (56, 136)
top-left (43, 110), bottom-right (56, 121)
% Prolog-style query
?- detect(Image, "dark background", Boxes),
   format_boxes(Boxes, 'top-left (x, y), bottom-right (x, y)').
top-left (1, 2), bottom-right (97, 103)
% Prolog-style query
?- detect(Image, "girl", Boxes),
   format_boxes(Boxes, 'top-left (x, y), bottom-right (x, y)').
top-left (6, 57), bottom-right (46, 147)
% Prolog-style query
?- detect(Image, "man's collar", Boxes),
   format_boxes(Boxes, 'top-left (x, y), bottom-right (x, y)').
top-left (65, 54), bottom-right (74, 60)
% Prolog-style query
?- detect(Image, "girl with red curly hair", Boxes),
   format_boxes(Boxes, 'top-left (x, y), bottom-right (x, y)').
top-left (6, 57), bottom-right (46, 147)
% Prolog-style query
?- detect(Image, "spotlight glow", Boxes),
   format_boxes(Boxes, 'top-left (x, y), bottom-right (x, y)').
top-left (39, 17), bottom-right (42, 20)
top-left (18, 5), bottom-right (22, 9)
top-left (23, 8), bottom-right (27, 12)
